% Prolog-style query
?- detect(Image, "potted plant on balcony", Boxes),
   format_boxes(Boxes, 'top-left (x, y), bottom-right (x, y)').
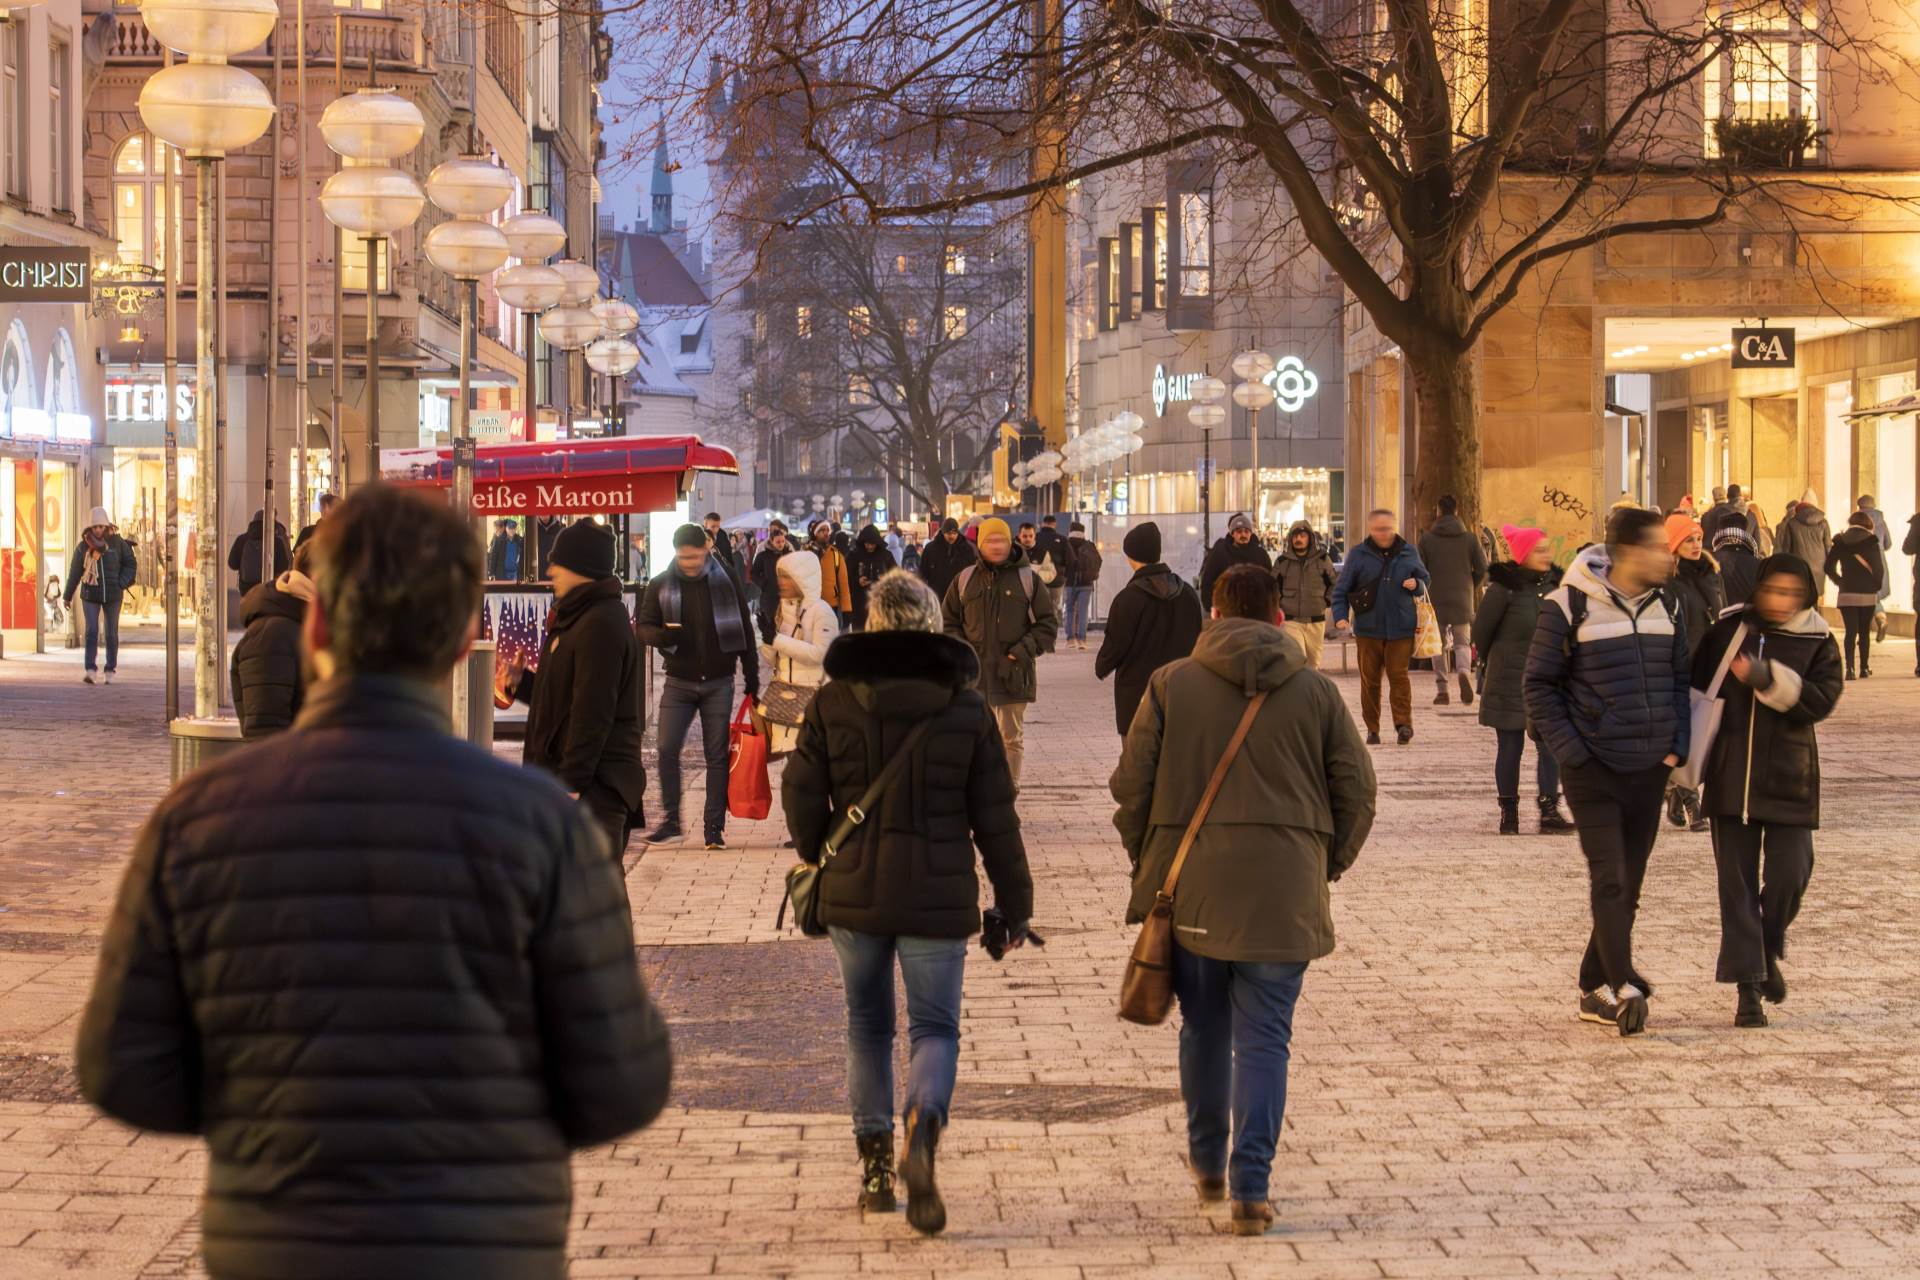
top-left (1713, 116), bottom-right (1826, 168)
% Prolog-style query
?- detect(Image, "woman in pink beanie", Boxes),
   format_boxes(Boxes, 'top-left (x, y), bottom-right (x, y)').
top-left (1470, 524), bottom-right (1574, 834)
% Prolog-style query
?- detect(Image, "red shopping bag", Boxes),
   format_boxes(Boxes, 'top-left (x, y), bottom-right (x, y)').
top-left (727, 696), bottom-right (771, 820)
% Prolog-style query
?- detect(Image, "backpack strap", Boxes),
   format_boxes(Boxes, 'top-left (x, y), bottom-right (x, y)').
top-left (956, 564), bottom-right (975, 597)
top-left (1562, 589), bottom-right (1587, 656)
top-left (1018, 565), bottom-right (1037, 624)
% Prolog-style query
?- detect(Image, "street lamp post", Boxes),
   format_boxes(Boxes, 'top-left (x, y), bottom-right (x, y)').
top-left (1231, 349), bottom-right (1277, 536)
top-left (498, 211), bottom-right (567, 454)
top-left (318, 87), bottom-right (425, 485)
top-left (1188, 374), bottom-right (1227, 547)
top-left (543, 258), bottom-right (601, 437)
top-left (423, 155), bottom-right (514, 527)
top-left (589, 296), bottom-right (639, 436)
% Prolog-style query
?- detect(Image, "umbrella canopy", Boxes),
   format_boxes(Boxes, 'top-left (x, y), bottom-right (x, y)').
top-left (721, 508), bottom-right (787, 531)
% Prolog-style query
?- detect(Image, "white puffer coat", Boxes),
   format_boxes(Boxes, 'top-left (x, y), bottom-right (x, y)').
top-left (761, 550), bottom-right (840, 754)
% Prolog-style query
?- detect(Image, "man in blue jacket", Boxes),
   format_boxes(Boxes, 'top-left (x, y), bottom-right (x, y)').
top-left (1524, 506), bottom-right (1690, 1038)
top-left (1332, 508), bottom-right (1429, 744)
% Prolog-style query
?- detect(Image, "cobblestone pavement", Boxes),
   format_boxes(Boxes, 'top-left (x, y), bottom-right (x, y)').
top-left (3, 634), bottom-right (1920, 1278)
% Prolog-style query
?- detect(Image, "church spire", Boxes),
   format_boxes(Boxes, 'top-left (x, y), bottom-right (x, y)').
top-left (649, 121), bottom-right (673, 234)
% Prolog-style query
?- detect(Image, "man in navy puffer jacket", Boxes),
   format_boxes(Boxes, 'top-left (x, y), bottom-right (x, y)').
top-left (1332, 508), bottom-right (1430, 745)
top-left (1525, 506), bottom-right (1691, 1039)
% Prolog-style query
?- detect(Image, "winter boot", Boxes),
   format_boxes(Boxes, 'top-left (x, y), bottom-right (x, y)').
top-left (1537, 794), bottom-right (1575, 833)
top-left (1458, 672), bottom-right (1474, 706)
top-left (1498, 798), bottom-right (1521, 836)
top-left (1845, 662), bottom-right (1856, 680)
top-left (1684, 790), bottom-right (1710, 833)
top-left (856, 1132), bottom-right (897, 1212)
top-left (902, 1106), bottom-right (946, 1236)
top-left (1433, 682), bottom-right (1450, 706)
top-left (1665, 786), bottom-right (1686, 827)
top-left (1735, 983), bottom-right (1769, 1028)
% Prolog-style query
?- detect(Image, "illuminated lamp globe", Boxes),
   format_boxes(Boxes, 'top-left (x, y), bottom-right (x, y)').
top-left (139, 0), bottom-right (277, 60)
top-left (584, 335), bottom-right (641, 378)
top-left (549, 258), bottom-right (601, 307)
top-left (1190, 374), bottom-right (1227, 405)
top-left (424, 219), bottom-right (510, 280)
top-left (538, 305), bottom-right (601, 351)
top-left (1114, 409), bottom-right (1144, 433)
top-left (1187, 402), bottom-right (1227, 429)
top-left (493, 263), bottom-right (565, 311)
top-left (318, 164), bottom-right (425, 236)
top-left (1231, 378), bottom-right (1276, 410)
top-left (318, 89), bottom-right (425, 162)
top-left (424, 156), bottom-right (515, 218)
top-left (593, 297), bottom-right (640, 336)
top-left (1230, 348), bottom-right (1276, 382)
top-left (501, 212), bottom-right (567, 261)
top-left (137, 62), bottom-right (275, 158)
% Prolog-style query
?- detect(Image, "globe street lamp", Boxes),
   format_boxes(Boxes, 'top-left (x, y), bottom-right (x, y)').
top-left (1231, 349), bottom-right (1277, 536)
top-left (1188, 375), bottom-right (1227, 546)
top-left (318, 87), bottom-right (425, 482)
top-left (137, 0), bottom-right (277, 721)
top-left (498, 212), bottom-right (567, 440)
top-left (423, 155), bottom-right (512, 530)
top-left (587, 295), bottom-right (640, 435)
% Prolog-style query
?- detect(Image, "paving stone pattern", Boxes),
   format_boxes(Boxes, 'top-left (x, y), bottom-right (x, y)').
top-left (2, 636), bottom-right (1920, 1277)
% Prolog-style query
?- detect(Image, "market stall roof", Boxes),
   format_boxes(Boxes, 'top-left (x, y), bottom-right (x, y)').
top-left (382, 434), bottom-right (739, 517)
top-left (1844, 391), bottom-right (1920, 422)
top-left (720, 507), bottom-right (786, 530)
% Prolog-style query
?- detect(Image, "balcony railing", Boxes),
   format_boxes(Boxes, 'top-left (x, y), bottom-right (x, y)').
top-left (109, 9), bottom-right (423, 70)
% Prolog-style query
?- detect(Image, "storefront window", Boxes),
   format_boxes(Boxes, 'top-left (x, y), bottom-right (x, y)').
top-left (1860, 372), bottom-right (1915, 615)
top-left (106, 449), bottom-right (194, 624)
top-left (1178, 191), bottom-right (1212, 298)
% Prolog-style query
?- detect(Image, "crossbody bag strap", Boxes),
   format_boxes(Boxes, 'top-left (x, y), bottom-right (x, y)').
top-left (1704, 621), bottom-right (1747, 699)
top-left (1155, 688), bottom-right (1272, 904)
top-left (821, 719), bottom-right (936, 862)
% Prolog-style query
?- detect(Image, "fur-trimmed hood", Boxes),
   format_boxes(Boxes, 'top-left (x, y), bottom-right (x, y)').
top-left (1488, 560), bottom-right (1560, 592)
top-left (822, 630), bottom-right (982, 718)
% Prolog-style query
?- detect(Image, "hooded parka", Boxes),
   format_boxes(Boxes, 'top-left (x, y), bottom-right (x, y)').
top-left (1093, 562), bottom-right (1204, 733)
top-left (1775, 492), bottom-right (1833, 588)
top-left (520, 576), bottom-right (647, 815)
top-left (1417, 513), bottom-right (1488, 625)
top-left (940, 543), bottom-right (1058, 705)
top-left (761, 549), bottom-right (840, 754)
top-left (918, 526), bottom-right (977, 598)
top-left (1671, 552), bottom-right (1727, 658)
top-left (1470, 560), bottom-right (1561, 732)
top-left (1111, 618), bottom-right (1376, 962)
top-left (230, 571), bottom-right (312, 737)
top-left (1272, 521), bottom-right (1336, 623)
top-left (847, 524), bottom-right (898, 624)
top-left (1197, 534), bottom-right (1273, 607)
top-left (1825, 524), bottom-right (1887, 604)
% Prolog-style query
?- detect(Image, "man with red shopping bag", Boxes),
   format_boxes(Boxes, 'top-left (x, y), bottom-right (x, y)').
top-left (636, 523), bottom-right (760, 849)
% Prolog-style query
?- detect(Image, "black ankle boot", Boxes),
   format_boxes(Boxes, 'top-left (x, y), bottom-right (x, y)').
top-left (1735, 983), bottom-right (1769, 1027)
top-left (902, 1107), bottom-right (946, 1235)
top-left (1498, 798), bottom-right (1520, 835)
top-left (1537, 794), bottom-right (1575, 833)
top-left (856, 1132), bottom-right (897, 1212)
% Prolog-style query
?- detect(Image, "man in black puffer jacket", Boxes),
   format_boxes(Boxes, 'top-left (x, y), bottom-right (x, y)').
top-left (77, 485), bottom-right (672, 1280)
top-left (1094, 521), bottom-right (1202, 733)
top-left (1525, 506), bottom-right (1690, 1039)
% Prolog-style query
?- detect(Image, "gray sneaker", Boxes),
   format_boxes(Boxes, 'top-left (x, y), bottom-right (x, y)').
top-left (1578, 988), bottom-right (1620, 1026)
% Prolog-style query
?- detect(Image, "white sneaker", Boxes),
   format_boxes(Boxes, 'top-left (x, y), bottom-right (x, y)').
top-left (82, 671), bottom-right (95, 685)
top-left (103, 671), bottom-right (114, 685)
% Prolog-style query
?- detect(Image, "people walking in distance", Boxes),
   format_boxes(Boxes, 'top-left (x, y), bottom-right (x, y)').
top-left (486, 517), bottom-right (525, 582)
top-left (1665, 512), bottom-right (1726, 832)
top-left (783, 569), bottom-right (1033, 1236)
top-left (1199, 512), bottom-right (1273, 607)
top-left (64, 506), bottom-right (138, 685)
top-left (1094, 521), bottom-right (1203, 734)
top-left (1690, 554), bottom-right (1843, 1028)
top-left (1714, 525), bottom-right (1763, 609)
top-left (884, 520), bottom-right (907, 561)
top-left (530, 513), bottom-right (565, 579)
top-left (760, 549), bottom-right (839, 756)
top-left (1032, 513), bottom-right (1068, 577)
top-left (1748, 499), bottom-right (1776, 554)
top-left (750, 522), bottom-right (792, 630)
top-left (848, 524), bottom-right (898, 631)
top-left (1273, 519), bottom-right (1336, 671)
top-left (918, 516), bottom-right (977, 599)
top-left (901, 537), bottom-right (922, 574)
top-left (808, 518), bottom-right (855, 619)
top-left (498, 520), bottom-right (647, 856)
top-left (1525, 506), bottom-right (1690, 1037)
top-left (1855, 494), bottom-right (1894, 641)
top-left (1018, 522), bottom-right (1062, 630)
top-left (1418, 494), bottom-right (1487, 706)
top-left (941, 517), bottom-right (1057, 786)
top-left (1702, 483), bottom-right (1754, 544)
top-left (1110, 565), bottom-right (1375, 1237)
top-left (77, 484), bottom-right (672, 1280)
top-left (1471, 526), bottom-right (1573, 836)
top-left (1775, 489), bottom-right (1833, 601)
top-left (1059, 521), bottom-right (1105, 650)
top-left (1332, 508), bottom-right (1431, 745)
top-left (228, 507), bottom-right (291, 599)
top-left (231, 541), bottom-right (313, 738)
top-left (293, 490), bottom-right (337, 551)
top-left (636, 523), bottom-right (760, 849)
top-left (1826, 510), bottom-right (1887, 679)
top-left (702, 510), bottom-right (741, 577)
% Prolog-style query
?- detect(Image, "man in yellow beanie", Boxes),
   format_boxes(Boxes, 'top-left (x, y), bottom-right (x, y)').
top-left (941, 517), bottom-right (1057, 783)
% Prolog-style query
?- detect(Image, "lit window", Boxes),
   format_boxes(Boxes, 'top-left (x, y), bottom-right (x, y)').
top-left (942, 305), bottom-right (968, 340)
top-left (1178, 191), bottom-right (1211, 298)
top-left (894, 254), bottom-right (909, 273)
top-left (49, 35), bottom-right (69, 210)
top-left (944, 243), bottom-right (966, 275)
top-left (849, 374), bottom-right (873, 406)
top-left (753, 311), bottom-right (767, 344)
top-left (112, 134), bottom-right (183, 270)
top-left (342, 235), bottom-right (390, 291)
top-left (1, 24), bottom-right (20, 198)
top-left (1703, 0), bottom-right (1820, 157)
top-left (795, 304), bottom-right (812, 338)
top-left (1149, 207), bottom-right (1168, 308)
top-left (904, 316), bottom-right (920, 338)
top-left (848, 305), bottom-right (870, 337)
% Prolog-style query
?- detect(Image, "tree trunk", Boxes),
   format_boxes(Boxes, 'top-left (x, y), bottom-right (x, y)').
top-left (1406, 343), bottom-right (1482, 539)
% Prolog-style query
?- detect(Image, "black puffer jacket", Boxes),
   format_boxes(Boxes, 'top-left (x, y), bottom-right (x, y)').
top-left (226, 512), bottom-right (292, 596)
top-left (1470, 560), bottom-right (1560, 732)
top-left (1198, 535), bottom-right (1273, 607)
top-left (229, 576), bottom-right (307, 738)
top-left (848, 525), bottom-right (898, 623)
top-left (1714, 532), bottom-right (1761, 608)
top-left (75, 675), bottom-right (672, 1280)
top-left (918, 531), bottom-right (976, 598)
top-left (1524, 544), bottom-right (1692, 773)
top-left (1094, 563), bottom-right (1204, 734)
top-left (1670, 553), bottom-right (1726, 658)
top-left (782, 631), bottom-right (1033, 937)
top-left (1825, 525), bottom-right (1886, 601)
top-left (1691, 557), bottom-right (1844, 827)
top-left (520, 577), bottom-right (646, 814)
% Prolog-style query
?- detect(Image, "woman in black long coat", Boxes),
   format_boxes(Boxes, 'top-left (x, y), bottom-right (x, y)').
top-left (1690, 555), bottom-right (1844, 1028)
top-left (1469, 525), bottom-right (1573, 835)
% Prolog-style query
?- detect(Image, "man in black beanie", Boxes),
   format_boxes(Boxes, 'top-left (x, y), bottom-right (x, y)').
top-left (918, 516), bottom-right (976, 599)
top-left (636, 522), bottom-right (759, 848)
top-left (1094, 521), bottom-right (1204, 734)
top-left (496, 518), bottom-right (648, 855)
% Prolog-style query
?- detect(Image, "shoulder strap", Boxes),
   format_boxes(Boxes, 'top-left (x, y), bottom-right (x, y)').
top-left (1018, 565), bottom-right (1037, 623)
top-left (1562, 589), bottom-right (1587, 656)
top-left (956, 564), bottom-right (976, 596)
top-left (821, 719), bottom-right (936, 862)
top-left (1704, 621), bottom-right (1747, 699)
top-left (1155, 689), bottom-right (1272, 905)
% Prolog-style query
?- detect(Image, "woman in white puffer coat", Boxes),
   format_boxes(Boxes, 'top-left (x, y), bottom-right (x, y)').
top-left (761, 548), bottom-right (840, 754)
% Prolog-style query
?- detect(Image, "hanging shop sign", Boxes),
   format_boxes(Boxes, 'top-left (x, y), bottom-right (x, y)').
top-left (1730, 326), bottom-right (1795, 369)
top-left (0, 248), bottom-right (92, 303)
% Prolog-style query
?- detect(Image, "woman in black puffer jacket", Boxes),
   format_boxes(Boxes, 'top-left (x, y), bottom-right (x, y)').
top-left (1470, 525), bottom-right (1572, 835)
top-left (781, 569), bottom-right (1033, 1237)
top-left (1825, 512), bottom-right (1886, 678)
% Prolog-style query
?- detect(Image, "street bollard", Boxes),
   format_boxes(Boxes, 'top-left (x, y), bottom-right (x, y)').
top-left (169, 717), bottom-right (246, 783)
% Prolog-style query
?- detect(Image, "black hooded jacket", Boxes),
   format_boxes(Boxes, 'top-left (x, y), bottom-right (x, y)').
top-left (1094, 563), bottom-right (1204, 734)
top-left (918, 529), bottom-right (977, 598)
top-left (1198, 534), bottom-right (1273, 607)
top-left (227, 511), bottom-right (292, 596)
top-left (230, 579), bottom-right (307, 738)
top-left (520, 576), bottom-right (647, 813)
top-left (781, 631), bottom-right (1033, 937)
top-left (848, 524), bottom-right (898, 621)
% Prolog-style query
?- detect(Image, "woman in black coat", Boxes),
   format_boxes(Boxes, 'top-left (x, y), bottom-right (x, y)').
top-left (1690, 554), bottom-right (1844, 1028)
top-left (1825, 511), bottom-right (1886, 678)
top-left (781, 570), bottom-right (1032, 1236)
top-left (230, 551), bottom-right (312, 738)
top-left (1469, 525), bottom-right (1572, 835)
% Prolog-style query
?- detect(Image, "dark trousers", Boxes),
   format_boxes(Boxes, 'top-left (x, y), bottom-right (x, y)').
top-left (1494, 728), bottom-right (1561, 800)
top-left (82, 598), bottom-right (121, 673)
top-left (1840, 604), bottom-right (1873, 671)
top-left (1710, 818), bottom-right (1813, 984)
top-left (1561, 760), bottom-right (1669, 993)
top-left (656, 674), bottom-right (734, 838)
top-left (1354, 635), bottom-right (1413, 733)
top-left (581, 782), bottom-right (636, 860)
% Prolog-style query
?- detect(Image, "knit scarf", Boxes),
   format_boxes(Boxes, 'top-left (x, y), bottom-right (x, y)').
top-left (661, 555), bottom-right (750, 653)
top-left (81, 528), bottom-right (108, 588)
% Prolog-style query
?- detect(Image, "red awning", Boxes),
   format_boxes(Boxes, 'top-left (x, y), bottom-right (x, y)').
top-left (381, 435), bottom-right (739, 517)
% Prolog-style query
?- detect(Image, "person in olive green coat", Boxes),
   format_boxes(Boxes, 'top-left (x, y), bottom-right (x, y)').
top-left (1109, 564), bottom-right (1375, 1236)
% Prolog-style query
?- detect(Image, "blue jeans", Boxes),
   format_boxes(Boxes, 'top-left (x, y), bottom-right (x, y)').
top-left (1172, 944), bottom-right (1308, 1201)
top-left (1063, 585), bottom-right (1093, 641)
top-left (655, 675), bottom-right (733, 838)
top-left (82, 598), bottom-right (120, 674)
top-left (828, 928), bottom-right (966, 1138)
top-left (1494, 727), bottom-right (1561, 800)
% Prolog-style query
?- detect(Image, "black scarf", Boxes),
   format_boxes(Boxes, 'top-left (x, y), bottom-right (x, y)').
top-left (661, 554), bottom-right (750, 653)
